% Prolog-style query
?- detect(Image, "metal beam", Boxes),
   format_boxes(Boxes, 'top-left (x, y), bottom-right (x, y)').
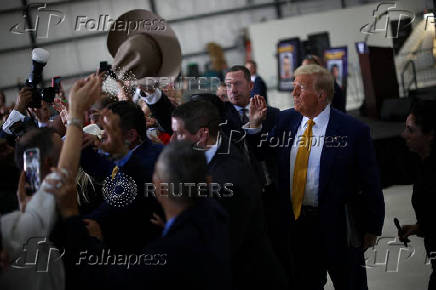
top-left (149, 0), bottom-right (158, 14)
top-left (274, 0), bottom-right (282, 19)
top-left (20, 0), bottom-right (37, 48)
top-left (0, 1), bottom-right (284, 55)
top-left (340, 0), bottom-right (346, 9)
top-left (0, 0), bottom-right (90, 15)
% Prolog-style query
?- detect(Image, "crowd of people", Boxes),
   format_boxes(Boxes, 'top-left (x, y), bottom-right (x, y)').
top-left (0, 58), bottom-right (434, 290)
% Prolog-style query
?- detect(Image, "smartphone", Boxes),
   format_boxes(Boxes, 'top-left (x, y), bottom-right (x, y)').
top-left (99, 61), bottom-right (117, 79)
top-left (23, 148), bottom-right (41, 196)
top-left (99, 61), bottom-right (110, 72)
top-left (52, 76), bottom-right (61, 94)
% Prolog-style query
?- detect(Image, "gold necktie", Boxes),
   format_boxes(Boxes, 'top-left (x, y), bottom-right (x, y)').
top-left (111, 166), bottom-right (119, 180)
top-left (292, 119), bottom-right (315, 220)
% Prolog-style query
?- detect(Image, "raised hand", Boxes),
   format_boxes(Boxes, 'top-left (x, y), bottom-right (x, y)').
top-left (14, 87), bottom-right (33, 114)
top-left (44, 168), bottom-right (78, 219)
top-left (249, 94), bottom-right (267, 128)
top-left (68, 73), bottom-right (102, 117)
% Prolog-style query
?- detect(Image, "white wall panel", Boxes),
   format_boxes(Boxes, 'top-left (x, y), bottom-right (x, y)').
top-left (0, 49), bottom-right (33, 89)
top-left (0, 0), bottom-right (22, 11)
top-left (249, 0), bottom-right (427, 111)
top-left (74, 35), bottom-right (112, 71)
top-left (156, 0), bottom-right (246, 20)
top-left (39, 42), bottom-right (81, 78)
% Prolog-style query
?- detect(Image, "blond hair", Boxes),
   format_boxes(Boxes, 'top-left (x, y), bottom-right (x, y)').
top-left (294, 64), bottom-right (334, 102)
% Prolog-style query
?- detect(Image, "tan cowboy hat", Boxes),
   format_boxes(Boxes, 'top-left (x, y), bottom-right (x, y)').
top-left (107, 9), bottom-right (181, 79)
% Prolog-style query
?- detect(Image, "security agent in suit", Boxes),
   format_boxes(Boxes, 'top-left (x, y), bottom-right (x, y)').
top-left (51, 141), bottom-right (231, 290)
top-left (170, 100), bottom-right (288, 290)
top-left (141, 66), bottom-right (293, 286)
top-left (245, 60), bottom-right (268, 103)
top-left (223, 65), bottom-right (294, 284)
top-left (246, 64), bottom-right (385, 290)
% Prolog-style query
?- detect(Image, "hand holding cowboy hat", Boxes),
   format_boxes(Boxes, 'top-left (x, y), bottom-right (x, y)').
top-left (106, 9), bottom-right (182, 88)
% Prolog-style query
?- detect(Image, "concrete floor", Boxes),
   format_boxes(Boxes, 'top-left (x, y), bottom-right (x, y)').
top-left (325, 185), bottom-right (432, 290)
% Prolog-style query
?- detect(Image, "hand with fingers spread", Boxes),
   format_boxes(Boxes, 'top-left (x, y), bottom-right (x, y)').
top-left (53, 95), bottom-right (68, 113)
top-left (14, 87), bottom-right (33, 114)
top-left (68, 73), bottom-right (103, 118)
top-left (249, 94), bottom-right (267, 128)
top-left (44, 168), bottom-right (79, 219)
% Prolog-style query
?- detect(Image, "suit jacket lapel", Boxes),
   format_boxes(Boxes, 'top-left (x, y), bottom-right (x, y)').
top-left (318, 109), bottom-right (341, 203)
top-left (282, 112), bottom-right (302, 200)
top-left (225, 103), bottom-right (243, 128)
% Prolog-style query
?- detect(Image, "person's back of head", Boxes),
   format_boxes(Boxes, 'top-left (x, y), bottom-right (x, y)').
top-left (154, 140), bottom-right (208, 205)
top-left (15, 127), bottom-right (62, 179)
top-left (410, 100), bottom-right (436, 154)
top-left (191, 93), bottom-right (225, 120)
top-left (172, 100), bottom-right (221, 140)
top-left (245, 60), bottom-right (257, 76)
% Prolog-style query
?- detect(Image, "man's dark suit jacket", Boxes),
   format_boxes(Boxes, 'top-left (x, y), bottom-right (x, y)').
top-left (147, 94), bottom-right (288, 289)
top-left (209, 136), bottom-right (288, 289)
top-left (55, 199), bottom-right (231, 290)
top-left (331, 81), bottom-right (346, 113)
top-left (80, 139), bottom-right (163, 253)
top-left (247, 107), bottom-right (385, 260)
top-left (250, 76), bottom-right (268, 103)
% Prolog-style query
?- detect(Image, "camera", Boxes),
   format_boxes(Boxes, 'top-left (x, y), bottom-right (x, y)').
top-left (99, 61), bottom-right (118, 79)
top-left (25, 48), bottom-right (55, 108)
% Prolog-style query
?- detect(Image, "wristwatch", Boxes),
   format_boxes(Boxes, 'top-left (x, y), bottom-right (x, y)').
top-left (66, 117), bottom-right (83, 129)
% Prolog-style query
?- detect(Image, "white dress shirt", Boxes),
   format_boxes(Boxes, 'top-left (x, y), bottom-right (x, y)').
top-left (290, 105), bottom-right (331, 207)
top-left (142, 88), bottom-right (162, 105)
top-left (204, 136), bottom-right (221, 164)
top-left (2, 110), bottom-right (26, 134)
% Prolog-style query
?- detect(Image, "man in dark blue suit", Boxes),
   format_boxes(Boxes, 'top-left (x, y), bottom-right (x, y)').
top-left (79, 101), bottom-right (163, 253)
top-left (245, 60), bottom-right (268, 104)
top-left (246, 64), bottom-right (385, 290)
top-left (51, 141), bottom-right (231, 290)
